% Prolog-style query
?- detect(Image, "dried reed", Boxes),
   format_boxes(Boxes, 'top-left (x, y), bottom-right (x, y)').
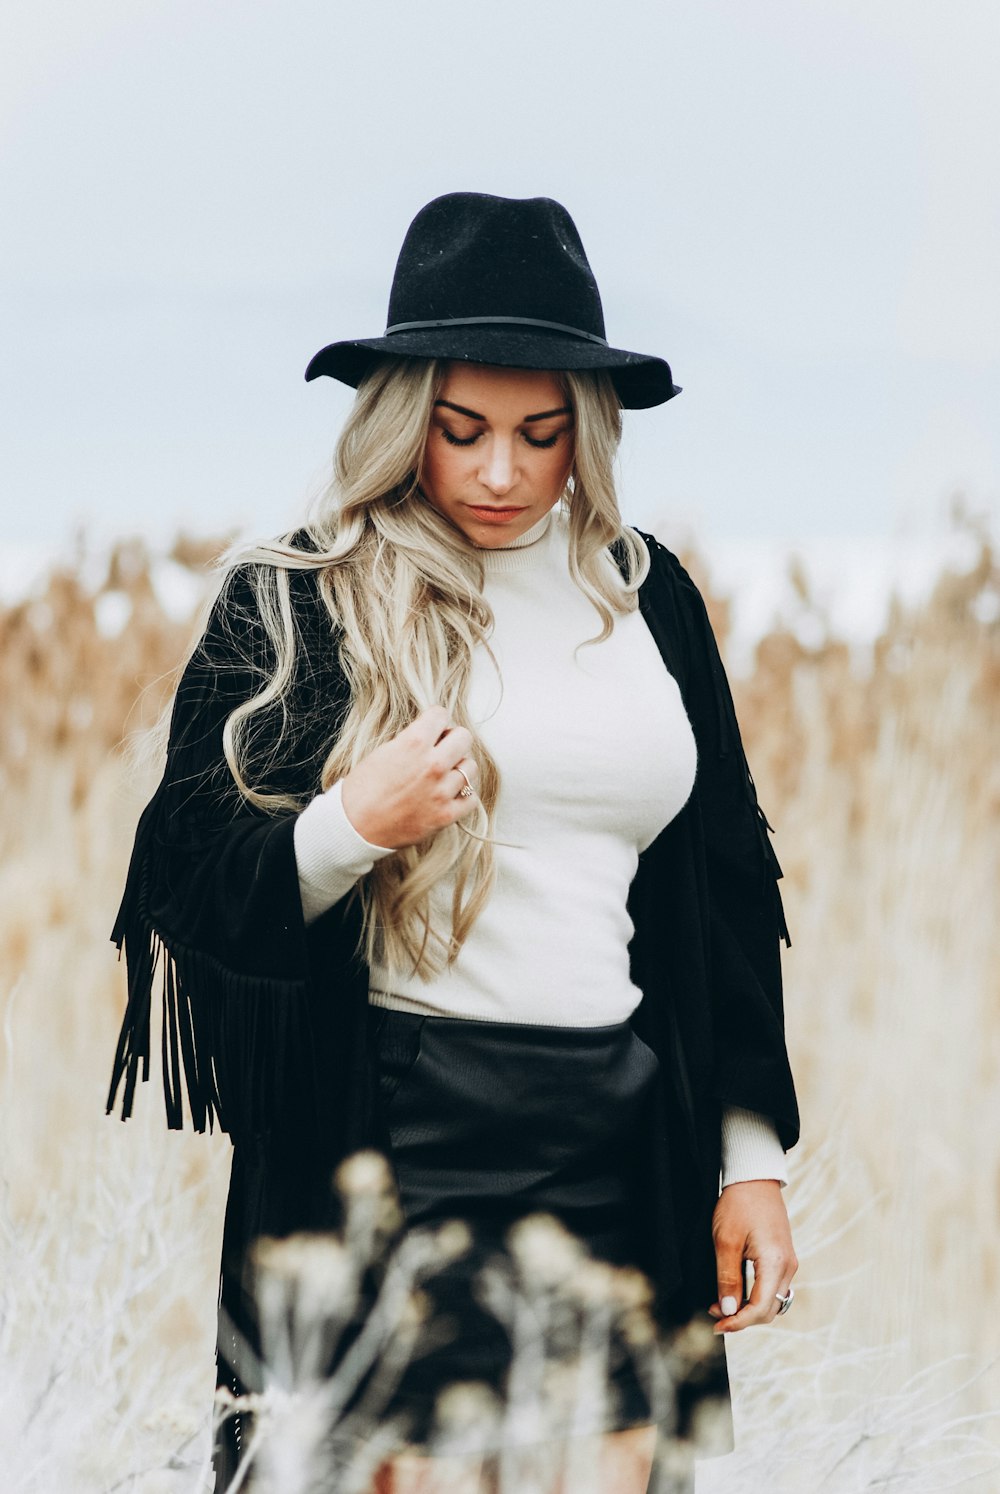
top-left (1, 520), bottom-right (997, 1490)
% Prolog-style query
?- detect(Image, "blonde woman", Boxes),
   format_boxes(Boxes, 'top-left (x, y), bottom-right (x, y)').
top-left (108, 193), bottom-right (799, 1493)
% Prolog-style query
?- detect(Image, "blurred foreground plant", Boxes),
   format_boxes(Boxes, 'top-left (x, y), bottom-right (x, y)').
top-left (217, 1151), bottom-right (725, 1494)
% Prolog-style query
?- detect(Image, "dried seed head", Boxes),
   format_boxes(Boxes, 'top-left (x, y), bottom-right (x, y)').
top-left (334, 1148), bottom-right (395, 1198)
top-left (607, 1266), bottom-right (654, 1311)
top-left (435, 1219), bottom-right (473, 1260)
top-left (434, 1380), bottom-right (501, 1432)
top-left (569, 1259), bottom-right (618, 1306)
top-left (505, 1213), bottom-right (584, 1286)
top-left (252, 1232), bottom-right (356, 1303)
top-left (619, 1308), bottom-right (657, 1347)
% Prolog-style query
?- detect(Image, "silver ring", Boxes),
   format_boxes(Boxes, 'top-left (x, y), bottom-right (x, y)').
top-left (775, 1287), bottom-right (794, 1316)
top-left (456, 764), bottom-right (476, 800)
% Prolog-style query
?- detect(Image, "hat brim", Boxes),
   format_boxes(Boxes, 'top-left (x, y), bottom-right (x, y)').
top-left (305, 326), bottom-right (680, 410)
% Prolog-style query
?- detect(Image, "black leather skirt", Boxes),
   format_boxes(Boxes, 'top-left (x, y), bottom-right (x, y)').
top-left (369, 1006), bottom-right (662, 1445)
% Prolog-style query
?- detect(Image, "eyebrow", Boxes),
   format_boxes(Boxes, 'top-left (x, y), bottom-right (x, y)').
top-left (434, 400), bottom-right (573, 424)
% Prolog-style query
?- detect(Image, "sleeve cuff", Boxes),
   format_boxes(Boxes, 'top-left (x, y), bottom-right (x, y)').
top-left (293, 780), bottom-right (394, 925)
top-left (720, 1105), bottom-right (788, 1188)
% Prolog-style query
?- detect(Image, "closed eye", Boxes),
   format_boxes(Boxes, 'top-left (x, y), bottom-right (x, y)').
top-left (438, 425), bottom-right (571, 449)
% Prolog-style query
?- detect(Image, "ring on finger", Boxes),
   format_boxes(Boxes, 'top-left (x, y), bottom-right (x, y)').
top-left (775, 1287), bottom-right (794, 1316)
top-left (456, 763), bottom-right (476, 800)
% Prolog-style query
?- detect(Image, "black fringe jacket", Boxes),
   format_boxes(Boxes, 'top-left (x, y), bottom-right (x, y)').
top-left (107, 532), bottom-right (799, 1465)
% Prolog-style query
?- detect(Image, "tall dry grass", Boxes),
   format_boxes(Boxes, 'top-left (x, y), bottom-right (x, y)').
top-left (0, 522), bottom-right (997, 1490)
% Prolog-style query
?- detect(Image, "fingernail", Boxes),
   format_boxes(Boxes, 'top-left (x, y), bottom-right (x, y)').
top-left (720, 1296), bottom-right (738, 1317)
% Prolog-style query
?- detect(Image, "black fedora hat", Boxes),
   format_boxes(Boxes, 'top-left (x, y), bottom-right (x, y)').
top-left (305, 193), bottom-right (680, 411)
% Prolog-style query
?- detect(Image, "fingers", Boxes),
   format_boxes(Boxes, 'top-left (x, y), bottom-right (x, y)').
top-left (411, 742), bottom-right (478, 823)
top-left (450, 757), bottom-right (479, 797)
top-left (409, 705), bottom-right (453, 744)
top-left (713, 1251), bottom-right (797, 1334)
top-left (436, 727), bottom-right (474, 771)
top-left (416, 710), bottom-right (476, 800)
top-left (710, 1180), bottom-right (797, 1334)
top-left (712, 1238), bottom-right (746, 1328)
top-left (400, 711), bottom-right (480, 828)
top-left (716, 1256), bottom-right (781, 1332)
top-left (346, 707), bottom-right (483, 847)
top-left (447, 760), bottom-right (480, 822)
top-left (410, 708), bottom-right (473, 769)
top-left (422, 716), bottom-right (476, 807)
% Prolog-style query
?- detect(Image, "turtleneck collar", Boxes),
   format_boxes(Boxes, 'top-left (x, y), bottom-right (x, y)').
top-left (479, 508), bottom-right (558, 575)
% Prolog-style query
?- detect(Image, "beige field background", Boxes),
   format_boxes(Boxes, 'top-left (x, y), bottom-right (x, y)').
top-left (1, 519), bottom-right (998, 1492)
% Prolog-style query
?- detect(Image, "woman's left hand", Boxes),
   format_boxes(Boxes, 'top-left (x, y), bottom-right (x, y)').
top-left (709, 1180), bottom-right (797, 1334)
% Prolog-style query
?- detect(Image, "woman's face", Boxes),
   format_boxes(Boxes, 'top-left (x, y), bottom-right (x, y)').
top-left (419, 363), bottom-right (574, 547)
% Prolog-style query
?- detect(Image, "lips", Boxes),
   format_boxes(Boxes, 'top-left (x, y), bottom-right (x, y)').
top-left (467, 505), bottom-right (526, 522)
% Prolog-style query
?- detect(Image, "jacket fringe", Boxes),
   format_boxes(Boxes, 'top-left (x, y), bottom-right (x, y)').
top-left (107, 905), bottom-right (313, 1137)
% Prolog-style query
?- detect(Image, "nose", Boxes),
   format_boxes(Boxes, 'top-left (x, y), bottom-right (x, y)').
top-left (479, 436), bottom-right (516, 496)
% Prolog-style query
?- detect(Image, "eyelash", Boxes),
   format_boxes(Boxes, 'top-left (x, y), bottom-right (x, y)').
top-left (440, 429), bottom-right (561, 450)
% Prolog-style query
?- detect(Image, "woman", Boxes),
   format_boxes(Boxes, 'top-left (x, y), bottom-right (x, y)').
top-left (108, 192), bottom-right (799, 1492)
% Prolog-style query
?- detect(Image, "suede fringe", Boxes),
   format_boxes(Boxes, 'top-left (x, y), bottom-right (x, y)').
top-left (107, 904), bottom-right (313, 1137)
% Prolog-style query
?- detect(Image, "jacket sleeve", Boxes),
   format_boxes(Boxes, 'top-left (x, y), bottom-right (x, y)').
top-left (106, 565), bottom-right (364, 1137)
top-left (653, 540), bottom-right (800, 1152)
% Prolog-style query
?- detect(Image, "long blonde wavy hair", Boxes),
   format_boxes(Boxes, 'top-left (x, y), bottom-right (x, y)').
top-left (218, 357), bottom-right (649, 980)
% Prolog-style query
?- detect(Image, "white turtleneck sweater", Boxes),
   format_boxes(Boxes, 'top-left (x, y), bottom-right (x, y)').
top-left (293, 509), bottom-right (786, 1188)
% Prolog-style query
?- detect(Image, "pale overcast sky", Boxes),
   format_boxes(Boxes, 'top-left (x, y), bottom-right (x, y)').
top-left (2, 0), bottom-right (998, 555)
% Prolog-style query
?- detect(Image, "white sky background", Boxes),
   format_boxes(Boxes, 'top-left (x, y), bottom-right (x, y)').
top-left (2, 0), bottom-right (999, 563)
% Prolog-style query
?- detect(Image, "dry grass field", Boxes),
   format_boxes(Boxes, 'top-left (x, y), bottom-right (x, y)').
top-left (1, 523), bottom-right (998, 1491)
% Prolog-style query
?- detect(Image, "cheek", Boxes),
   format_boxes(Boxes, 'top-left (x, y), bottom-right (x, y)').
top-left (421, 440), bottom-right (463, 502)
top-left (541, 445), bottom-right (573, 494)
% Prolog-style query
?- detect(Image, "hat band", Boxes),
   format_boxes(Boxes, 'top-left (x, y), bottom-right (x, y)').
top-left (384, 314), bottom-right (609, 347)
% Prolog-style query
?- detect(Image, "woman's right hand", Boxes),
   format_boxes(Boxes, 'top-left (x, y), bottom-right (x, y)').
top-left (339, 706), bottom-right (480, 850)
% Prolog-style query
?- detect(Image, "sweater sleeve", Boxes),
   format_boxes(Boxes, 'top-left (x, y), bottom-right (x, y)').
top-left (720, 1106), bottom-right (788, 1187)
top-left (294, 781), bottom-right (394, 924)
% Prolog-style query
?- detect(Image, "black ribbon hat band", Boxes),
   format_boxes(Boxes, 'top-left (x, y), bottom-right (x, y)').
top-left (385, 314), bottom-right (611, 348)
